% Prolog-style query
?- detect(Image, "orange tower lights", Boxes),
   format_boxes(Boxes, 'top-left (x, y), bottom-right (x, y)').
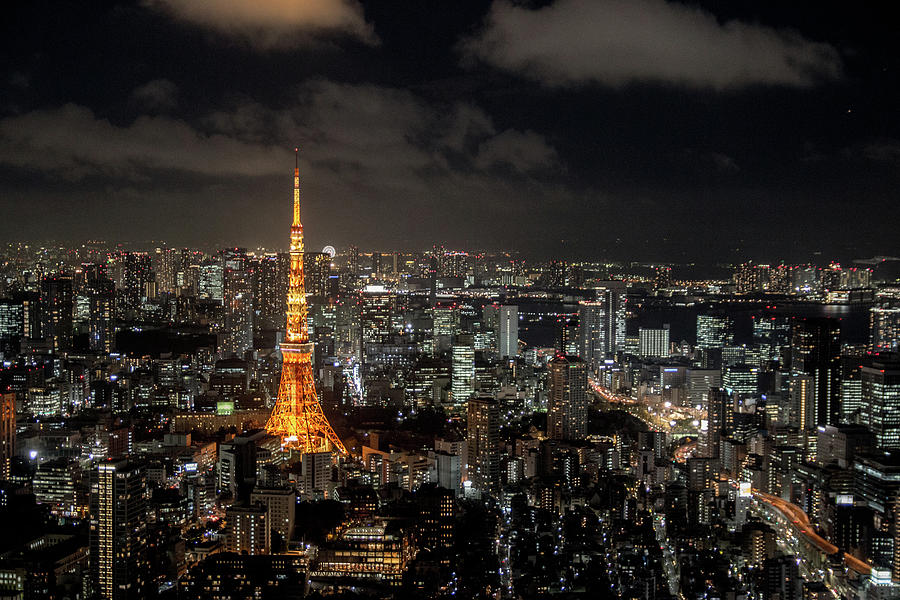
top-left (266, 150), bottom-right (348, 456)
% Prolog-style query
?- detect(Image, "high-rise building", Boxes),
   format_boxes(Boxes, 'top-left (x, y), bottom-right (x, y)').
top-left (222, 248), bottom-right (254, 357)
top-left (0, 300), bottom-right (23, 357)
top-left (121, 252), bottom-right (152, 315)
top-left (638, 325), bottom-right (669, 358)
top-left (451, 344), bottom-right (475, 405)
top-left (466, 396), bottom-right (500, 494)
top-left (752, 313), bottom-right (792, 365)
top-left (304, 252), bottom-right (332, 298)
top-left (155, 246), bottom-right (178, 293)
top-left (696, 314), bottom-right (734, 349)
top-left (704, 388), bottom-right (733, 458)
top-left (361, 290), bottom-right (393, 345)
top-left (578, 290), bottom-right (625, 371)
top-left (226, 503), bottom-right (270, 555)
top-left (498, 305), bottom-right (518, 359)
top-left (1, 393), bottom-right (14, 480)
top-left (89, 460), bottom-right (148, 600)
top-left (547, 355), bottom-right (588, 441)
top-left (871, 307), bottom-right (900, 353)
top-left (791, 318), bottom-right (841, 428)
top-left (250, 487), bottom-right (297, 541)
top-left (88, 277), bottom-right (116, 354)
top-left (653, 266), bottom-right (672, 290)
top-left (198, 261), bottom-right (224, 301)
top-left (252, 253), bottom-right (283, 334)
top-left (789, 373), bottom-right (816, 431)
top-left (40, 273), bottom-right (74, 353)
top-left (734, 262), bottom-right (761, 294)
top-left (860, 356), bottom-right (900, 449)
top-left (266, 152), bottom-right (347, 456)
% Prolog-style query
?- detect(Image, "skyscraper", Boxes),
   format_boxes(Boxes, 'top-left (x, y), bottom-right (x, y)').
top-left (498, 305), bottom-right (518, 359)
top-left (704, 388), bottom-right (733, 458)
top-left (1, 393), bottom-right (14, 480)
top-left (121, 252), bottom-right (152, 315)
top-left (578, 289), bottom-right (625, 370)
top-left (90, 460), bottom-right (148, 600)
top-left (266, 152), bottom-right (347, 456)
top-left (451, 344), bottom-right (475, 405)
top-left (466, 396), bottom-right (500, 494)
top-left (547, 355), bottom-right (588, 441)
top-left (638, 325), bottom-right (670, 359)
top-left (222, 248), bottom-right (254, 357)
top-left (790, 318), bottom-right (841, 428)
top-left (88, 276), bottom-right (116, 354)
top-left (252, 252), bottom-right (283, 334)
top-left (40, 273), bottom-right (74, 353)
top-left (870, 306), bottom-right (900, 353)
top-left (696, 314), bottom-right (734, 349)
top-left (860, 356), bottom-right (900, 449)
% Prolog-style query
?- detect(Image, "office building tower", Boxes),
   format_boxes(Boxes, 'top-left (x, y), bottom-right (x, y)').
top-left (1, 393), bottom-right (13, 480)
top-left (40, 274), bottom-right (74, 353)
top-left (154, 246), bottom-right (178, 293)
top-left (789, 374), bottom-right (815, 431)
top-left (88, 277), bottom-right (116, 354)
top-left (198, 261), bottom-right (224, 301)
top-left (861, 356), bottom-right (900, 449)
top-left (871, 306), bottom-right (900, 353)
top-left (304, 251), bottom-right (332, 298)
top-left (252, 253), bottom-right (283, 333)
top-left (498, 305), bottom-right (518, 359)
top-left (840, 356), bottom-right (863, 422)
top-left (432, 305), bottom-right (458, 354)
top-left (578, 289), bottom-right (625, 370)
top-left (696, 314), bottom-right (734, 349)
top-left (250, 487), bottom-right (297, 541)
top-left (416, 483), bottom-right (455, 553)
top-left (89, 460), bottom-right (148, 600)
top-left (300, 451), bottom-right (332, 499)
top-left (451, 344), bottom-right (475, 405)
top-left (704, 388), bottom-right (733, 458)
top-left (360, 290), bottom-right (393, 344)
top-left (222, 248), bottom-right (254, 357)
top-left (791, 318), bottom-right (841, 427)
top-left (752, 313), bottom-right (792, 365)
top-left (121, 252), bottom-right (152, 314)
top-left (466, 396), bottom-right (500, 494)
top-left (734, 262), bottom-right (761, 294)
top-left (638, 325), bottom-right (670, 358)
top-left (0, 300), bottom-right (23, 357)
top-left (547, 355), bottom-right (588, 441)
top-left (226, 504), bottom-right (271, 555)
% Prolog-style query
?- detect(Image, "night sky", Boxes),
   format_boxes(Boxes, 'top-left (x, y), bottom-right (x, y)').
top-left (2, 0), bottom-right (899, 263)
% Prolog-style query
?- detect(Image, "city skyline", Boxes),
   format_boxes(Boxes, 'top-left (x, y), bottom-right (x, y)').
top-left (4, 2), bottom-right (900, 599)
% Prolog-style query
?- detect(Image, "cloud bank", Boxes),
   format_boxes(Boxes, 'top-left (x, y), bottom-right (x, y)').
top-left (147, 0), bottom-right (375, 47)
top-left (465, 0), bottom-right (842, 89)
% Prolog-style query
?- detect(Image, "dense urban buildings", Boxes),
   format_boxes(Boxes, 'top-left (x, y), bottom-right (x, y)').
top-left (4, 217), bottom-right (898, 599)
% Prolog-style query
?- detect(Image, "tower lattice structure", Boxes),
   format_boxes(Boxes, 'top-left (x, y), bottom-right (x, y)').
top-left (266, 151), bottom-right (348, 455)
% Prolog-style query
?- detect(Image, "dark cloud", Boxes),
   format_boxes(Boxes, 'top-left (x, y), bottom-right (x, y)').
top-left (0, 104), bottom-right (291, 180)
top-left (131, 79), bottom-right (179, 111)
top-left (145, 0), bottom-right (376, 47)
top-left (464, 0), bottom-right (842, 89)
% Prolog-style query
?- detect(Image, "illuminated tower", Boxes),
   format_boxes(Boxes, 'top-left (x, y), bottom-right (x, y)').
top-left (266, 151), bottom-right (347, 455)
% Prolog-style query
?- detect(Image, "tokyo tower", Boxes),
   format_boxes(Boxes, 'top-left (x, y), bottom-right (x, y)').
top-left (266, 150), bottom-right (348, 456)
